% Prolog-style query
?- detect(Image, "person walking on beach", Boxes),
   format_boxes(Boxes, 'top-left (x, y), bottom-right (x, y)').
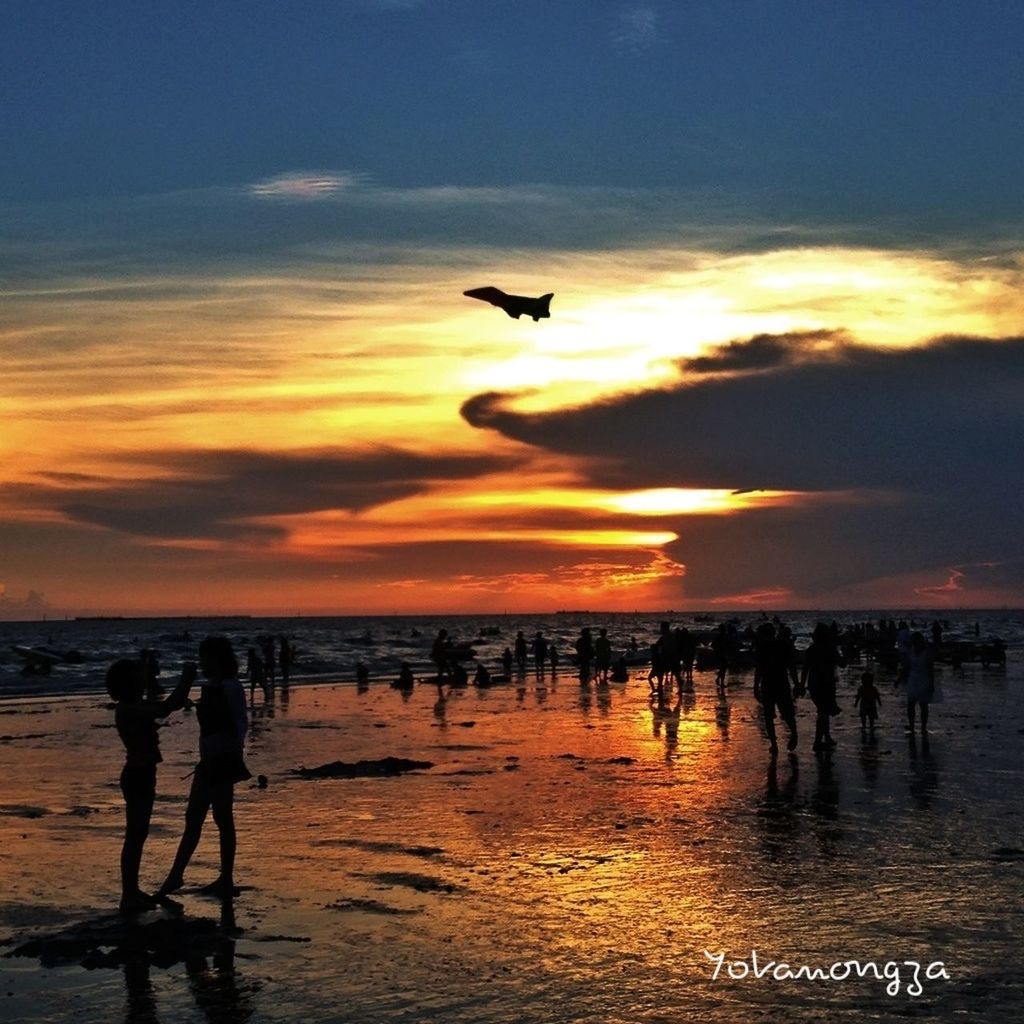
top-left (678, 627), bottom-right (697, 686)
top-left (107, 657), bottom-right (196, 913)
top-left (905, 632), bottom-right (938, 733)
top-left (712, 624), bottom-right (730, 690)
top-left (431, 629), bottom-right (451, 683)
top-left (801, 623), bottom-right (845, 752)
top-left (547, 644), bottom-right (559, 676)
top-left (514, 630), bottom-right (528, 672)
top-left (656, 622), bottom-right (681, 690)
top-left (158, 636), bottom-right (249, 900)
top-left (531, 631), bottom-right (548, 678)
top-left (260, 636), bottom-right (276, 688)
top-left (753, 623), bottom-right (798, 755)
top-left (246, 646), bottom-right (267, 702)
top-left (855, 670), bottom-right (881, 733)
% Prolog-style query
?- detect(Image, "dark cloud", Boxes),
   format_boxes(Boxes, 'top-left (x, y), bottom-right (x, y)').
top-left (32, 448), bottom-right (516, 542)
top-left (461, 333), bottom-right (1024, 601)
top-left (462, 334), bottom-right (1024, 493)
top-left (660, 498), bottom-right (1023, 604)
top-left (680, 329), bottom-right (843, 375)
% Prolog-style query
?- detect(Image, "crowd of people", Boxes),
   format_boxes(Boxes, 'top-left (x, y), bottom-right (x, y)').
top-left (105, 616), bottom-right (970, 914)
top-left (418, 617), bottom-right (946, 755)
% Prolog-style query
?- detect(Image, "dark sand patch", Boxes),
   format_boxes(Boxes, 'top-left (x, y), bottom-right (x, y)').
top-left (294, 757), bottom-right (434, 779)
top-left (0, 804), bottom-right (49, 818)
top-left (313, 838), bottom-right (445, 858)
top-left (359, 872), bottom-right (462, 894)
top-left (327, 899), bottom-right (420, 916)
top-left (990, 846), bottom-right (1024, 861)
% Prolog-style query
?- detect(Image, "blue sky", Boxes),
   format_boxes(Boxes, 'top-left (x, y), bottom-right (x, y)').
top-left (5, 0), bottom-right (1024, 226)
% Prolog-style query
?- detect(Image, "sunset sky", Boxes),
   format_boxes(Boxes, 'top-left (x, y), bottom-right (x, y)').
top-left (2, 1), bottom-right (1023, 616)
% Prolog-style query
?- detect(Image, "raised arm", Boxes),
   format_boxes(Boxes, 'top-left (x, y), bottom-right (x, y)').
top-left (140, 662), bottom-right (197, 718)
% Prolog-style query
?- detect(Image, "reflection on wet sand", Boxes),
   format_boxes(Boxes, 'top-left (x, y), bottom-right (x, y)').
top-left (1, 654), bottom-right (1021, 1023)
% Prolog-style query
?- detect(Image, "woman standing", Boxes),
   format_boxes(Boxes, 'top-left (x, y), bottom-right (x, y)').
top-left (159, 636), bottom-right (249, 899)
top-left (801, 623), bottom-right (845, 752)
top-left (905, 632), bottom-right (938, 733)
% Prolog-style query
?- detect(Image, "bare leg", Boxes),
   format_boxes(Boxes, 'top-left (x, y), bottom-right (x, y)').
top-left (159, 772), bottom-right (212, 894)
top-left (209, 781), bottom-right (236, 890)
top-left (906, 699), bottom-right (916, 731)
top-left (120, 793), bottom-right (155, 909)
top-left (783, 704), bottom-right (798, 752)
top-left (763, 698), bottom-right (778, 753)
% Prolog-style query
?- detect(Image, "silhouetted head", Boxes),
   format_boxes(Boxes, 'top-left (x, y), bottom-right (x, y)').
top-left (813, 622), bottom-right (830, 643)
top-left (106, 658), bottom-right (145, 702)
top-left (910, 631), bottom-right (927, 651)
top-left (861, 671), bottom-right (875, 686)
top-left (199, 636), bottom-right (238, 681)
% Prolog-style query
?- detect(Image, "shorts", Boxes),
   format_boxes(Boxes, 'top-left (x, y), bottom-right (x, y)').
top-left (120, 764), bottom-right (157, 802)
top-left (196, 751), bottom-right (252, 786)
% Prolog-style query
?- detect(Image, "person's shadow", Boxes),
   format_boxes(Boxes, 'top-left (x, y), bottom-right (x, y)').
top-left (184, 900), bottom-right (255, 1024)
top-left (9, 898), bottom-right (255, 1024)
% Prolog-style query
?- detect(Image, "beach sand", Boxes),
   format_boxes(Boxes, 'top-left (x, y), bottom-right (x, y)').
top-left (1, 660), bottom-right (1022, 1022)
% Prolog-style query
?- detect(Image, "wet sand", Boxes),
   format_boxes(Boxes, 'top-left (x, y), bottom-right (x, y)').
top-left (1, 659), bottom-right (1022, 1022)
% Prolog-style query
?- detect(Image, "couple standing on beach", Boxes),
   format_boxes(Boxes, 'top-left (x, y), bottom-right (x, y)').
top-left (107, 636), bottom-right (248, 913)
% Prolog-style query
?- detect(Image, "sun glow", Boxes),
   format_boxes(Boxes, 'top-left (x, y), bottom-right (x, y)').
top-left (5, 234), bottom-right (1024, 612)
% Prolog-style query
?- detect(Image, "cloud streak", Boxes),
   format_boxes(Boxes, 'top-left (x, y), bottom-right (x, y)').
top-left (15, 448), bottom-right (518, 543)
top-left (248, 172), bottom-right (359, 201)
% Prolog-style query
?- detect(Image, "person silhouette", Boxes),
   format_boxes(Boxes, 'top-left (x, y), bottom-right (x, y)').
top-left (855, 670), bottom-right (882, 733)
top-left (514, 630), bottom-right (528, 671)
top-left (531, 631), bottom-right (548, 678)
top-left (753, 623), bottom-right (798, 755)
top-left (801, 622), bottom-right (845, 752)
top-left (905, 632), bottom-right (939, 733)
top-left (107, 657), bottom-right (196, 913)
top-left (158, 637), bottom-right (249, 899)
top-left (431, 629), bottom-right (451, 682)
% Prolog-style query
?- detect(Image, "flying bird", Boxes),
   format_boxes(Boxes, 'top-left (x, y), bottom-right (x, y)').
top-left (463, 286), bottom-right (554, 322)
